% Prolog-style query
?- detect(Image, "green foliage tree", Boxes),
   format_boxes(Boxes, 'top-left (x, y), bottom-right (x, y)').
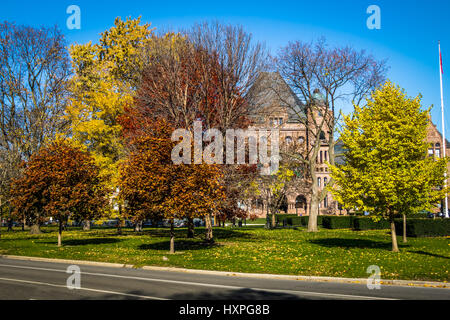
top-left (329, 81), bottom-right (448, 252)
top-left (252, 163), bottom-right (295, 229)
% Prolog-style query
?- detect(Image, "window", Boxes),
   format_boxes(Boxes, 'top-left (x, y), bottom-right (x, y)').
top-left (270, 117), bottom-right (283, 126)
top-left (318, 177), bottom-right (321, 188)
top-left (320, 151), bottom-right (323, 163)
top-left (319, 131), bottom-right (326, 140)
top-left (285, 136), bottom-right (292, 144)
top-left (324, 151), bottom-right (327, 162)
top-left (324, 196), bottom-right (328, 208)
top-left (435, 143), bottom-right (441, 158)
top-left (324, 177), bottom-right (327, 186)
top-left (298, 136), bottom-right (305, 144)
top-left (428, 148), bottom-right (434, 157)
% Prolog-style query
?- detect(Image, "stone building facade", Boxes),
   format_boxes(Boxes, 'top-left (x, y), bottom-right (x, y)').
top-left (245, 72), bottom-right (337, 217)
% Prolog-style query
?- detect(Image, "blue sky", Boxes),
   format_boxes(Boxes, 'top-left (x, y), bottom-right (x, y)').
top-left (1, 0), bottom-right (449, 137)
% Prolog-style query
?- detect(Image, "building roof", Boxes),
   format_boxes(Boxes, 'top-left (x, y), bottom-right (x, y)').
top-left (428, 120), bottom-right (450, 149)
top-left (246, 72), bottom-right (306, 123)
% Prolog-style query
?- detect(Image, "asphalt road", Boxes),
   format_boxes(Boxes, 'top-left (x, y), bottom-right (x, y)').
top-left (0, 257), bottom-right (448, 300)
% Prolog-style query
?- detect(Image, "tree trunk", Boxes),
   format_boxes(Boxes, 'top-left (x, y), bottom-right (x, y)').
top-left (82, 220), bottom-right (91, 231)
top-left (134, 220), bottom-right (143, 232)
top-left (57, 220), bottom-right (63, 247)
top-left (187, 217), bottom-right (194, 238)
top-left (22, 216), bottom-right (26, 231)
top-left (169, 219), bottom-right (175, 254)
top-left (271, 211), bottom-right (276, 229)
top-left (117, 204), bottom-right (123, 235)
top-left (308, 198), bottom-right (319, 232)
top-left (390, 218), bottom-right (399, 252)
top-left (402, 214), bottom-right (407, 243)
top-left (30, 223), bottom-right (41, 234)
top-left (204, 213), bottom-right (214, 243)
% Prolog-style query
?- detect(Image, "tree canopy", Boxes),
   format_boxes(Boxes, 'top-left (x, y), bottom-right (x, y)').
top-left (329, 81), bottom-right (448, 251)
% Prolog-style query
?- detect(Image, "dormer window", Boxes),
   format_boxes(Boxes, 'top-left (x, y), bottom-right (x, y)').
top-left (269, 117), bottom-right (283, 126)
top-left (319, 131), bottom-right (326, 140)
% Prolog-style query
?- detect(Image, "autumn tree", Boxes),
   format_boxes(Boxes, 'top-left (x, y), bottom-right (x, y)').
top-left (128, 23), bottom-right (268, 240)
top-left (0, 22), bottom-right (71, 232)
top-left (66, 17), bottom-right (153, 230)
top-left (119, 120), bottom-right (224, 252)
top-left (275, 39), bottom-right (388, 232)
top-left (329, 82), bottom-right (448, 252)
top-left (10, 140), bottom-right (106, 244)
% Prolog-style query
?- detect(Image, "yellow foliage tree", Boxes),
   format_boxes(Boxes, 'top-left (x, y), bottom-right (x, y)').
top-left (65, 17), bottom-right (154, 226)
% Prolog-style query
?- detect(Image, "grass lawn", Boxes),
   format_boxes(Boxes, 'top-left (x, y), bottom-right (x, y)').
top-left (0, 225), bottom-right (448, 282)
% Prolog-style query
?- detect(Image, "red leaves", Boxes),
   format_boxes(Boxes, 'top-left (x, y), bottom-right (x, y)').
top-left (119, 119), bottom-right (225, 222)
top-left (10, 140), bottom-right (107, 222)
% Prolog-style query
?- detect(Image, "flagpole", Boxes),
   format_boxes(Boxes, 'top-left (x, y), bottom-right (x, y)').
top-left (439, 41), bottom-right (449, 218)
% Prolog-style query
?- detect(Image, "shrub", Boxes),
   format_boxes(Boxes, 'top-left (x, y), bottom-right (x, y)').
top-left (394, 212), bottom-right (429, 219)
top-left (394, 218), bottom-right (450, 237)
top-left (300, 216), bottom-right (325, 227)
top-left (322, 216), bottom-right (353, 229)
top-left (283, 217), bottom-right (303, 226)
top-left (277, 214), bottom-right (301, 226)
top-left (352, 217), bottom-right (390, 230)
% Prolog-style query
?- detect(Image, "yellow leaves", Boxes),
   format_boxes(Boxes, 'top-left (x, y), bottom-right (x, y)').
top-left (330, 80), bottom-right (446, 218)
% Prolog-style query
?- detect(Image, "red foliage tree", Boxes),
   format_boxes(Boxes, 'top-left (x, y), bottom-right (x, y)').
top-left (119, 120), bottom-right (225, 253)
top-left (10, 140), bottom-right (107, 245)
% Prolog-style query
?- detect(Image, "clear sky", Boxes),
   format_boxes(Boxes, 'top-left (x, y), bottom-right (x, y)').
top-left (1, 0), bottom-right (449, 138)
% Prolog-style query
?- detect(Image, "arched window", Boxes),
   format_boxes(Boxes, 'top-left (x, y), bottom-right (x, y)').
top-left (285, 136), bottom-right (292, 144)
top-left (320, 151), bottom-right (323, 163)
top-left (324, 177), bottom-right (327, 186)
top-left (324, 151), bottom-right (327, 162)
top-left (324, 196), bottom-right (328, 208)
top-left (298, 136), bottom-right (305, 144)
top-left (318, 177), bottom-right (321, 187)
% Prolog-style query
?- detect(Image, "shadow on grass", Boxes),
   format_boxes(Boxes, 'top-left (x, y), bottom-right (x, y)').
top-left (139, 239), bottom-right (220, 251)
top-left (411, 250), bottom-right (449, 259)
top-left (133, 227), bottom-right (254, 241)
top-left (309, 238), bottom-right (410, 250)
top-left (40, 238), bottom-right (123, 246)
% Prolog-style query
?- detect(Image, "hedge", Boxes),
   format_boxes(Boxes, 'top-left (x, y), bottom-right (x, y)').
top-left (394, 218), bottom-right (450, 237)
top-left (279, 215), bottom-right (325, 227)
top-left (322, 216), bottom-right (354, 229)
top-left (352, 217), bottom-right (390, 230)
top-left (394, 212), bottom-right (429, 219)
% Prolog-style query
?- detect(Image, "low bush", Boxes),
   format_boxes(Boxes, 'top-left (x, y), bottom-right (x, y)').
top-left (322, 216), bottom-right (353, 229)
top-left (352, 217), bottom-right (390, 230)
top-left (394, 218), bottom-right (450, 237)
top-left (300, 215), bottom-right (325, 227)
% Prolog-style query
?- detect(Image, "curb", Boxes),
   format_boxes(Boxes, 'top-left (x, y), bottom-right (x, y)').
top-left (0, 255), bottom-right (134, 269)
top-left (1, 254), bottom-right (448, 289)
top-left (140, 265), bottom-right (450, 289)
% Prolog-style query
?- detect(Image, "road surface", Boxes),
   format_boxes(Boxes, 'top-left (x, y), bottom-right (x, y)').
top-left (0, 256), bottom-right (448, 300)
